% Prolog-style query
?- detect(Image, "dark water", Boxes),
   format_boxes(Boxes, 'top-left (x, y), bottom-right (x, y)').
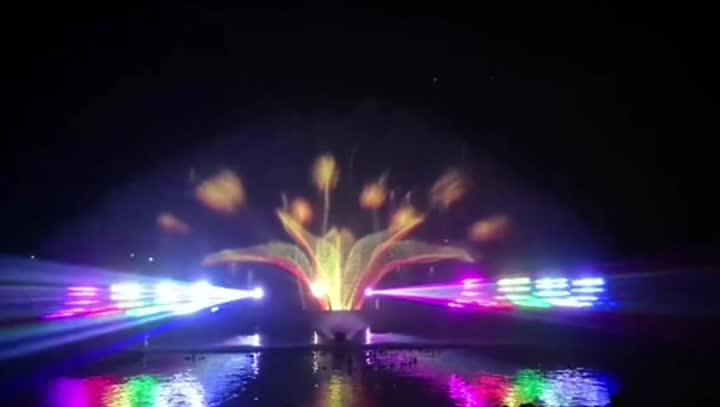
top-left (3, 333), bottom-right (617, 406)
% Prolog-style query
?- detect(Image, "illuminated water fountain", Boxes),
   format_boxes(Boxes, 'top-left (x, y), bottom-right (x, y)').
top-left (170, 154), bottom-right (499, 339)
top-left (201, 155), bottom-right (475, 314)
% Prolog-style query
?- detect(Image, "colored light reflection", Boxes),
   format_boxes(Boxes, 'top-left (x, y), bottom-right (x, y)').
top-left (50, 377), bottom-right (116, 407)
top-left (106, 375), bottom-right (162, 406)
top-left (47, 353), bottom-right (263, 406)
top-left (448, 368), bottom-right (612, 407)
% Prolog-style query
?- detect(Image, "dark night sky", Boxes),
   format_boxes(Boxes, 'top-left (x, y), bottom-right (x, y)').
top-left (2, 4), bottom-right (717, 264)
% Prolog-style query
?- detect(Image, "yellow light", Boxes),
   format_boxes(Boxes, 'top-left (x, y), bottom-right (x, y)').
top-left (157, 212), bottom-right (191, 234)
top-left (310, 280), bottom-right (328, 299)
top-left (290, 197), bottom-right (313, 225)
top-left (311, 153), bottom-right (340, 233)
top-left (360, 175), bottom-right (387, 210)
top-left (468, 214), bottom-right (511, 242)
top-left (430, 170), bottom-right (467, 209)
top-left (390, 205), bottom-right (421, 230)
top-left (311, 154), bottom-right (339, 192)
top-left (195, 170), bottom-right (246, 214)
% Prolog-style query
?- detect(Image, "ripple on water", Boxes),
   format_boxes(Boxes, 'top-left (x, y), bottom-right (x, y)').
top-left (44, 349), bottom-right (614, 407)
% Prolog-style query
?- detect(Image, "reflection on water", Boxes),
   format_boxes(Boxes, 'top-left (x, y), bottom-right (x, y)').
top-left (315, 374), bottom-right (373, 407)
top-left (48, 353), bottom-right (260, 407)
top-left (43, 347), bottom-right (613, 406)
top-left (449, 369), bottom-right (611, 407)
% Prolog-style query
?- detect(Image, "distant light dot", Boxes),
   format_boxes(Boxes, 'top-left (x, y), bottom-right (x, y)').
top-left (30, 255), bottom-right (35, 260)
top-left (148, 257), bottom-right (154, 262)
top-left (130, 253), bottom-right (135, 258)
top-left (443, 239), bottom-right (449, 243)
top-left (432, 76), bottom-right (438, 83)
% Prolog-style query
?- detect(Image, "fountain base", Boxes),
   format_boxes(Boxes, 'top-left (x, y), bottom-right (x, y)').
top-left (311, 311), bottom-right (368, 342)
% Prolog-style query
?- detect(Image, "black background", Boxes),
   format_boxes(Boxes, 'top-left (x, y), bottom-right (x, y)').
top-left (2, 4), bottom-right (717, 262)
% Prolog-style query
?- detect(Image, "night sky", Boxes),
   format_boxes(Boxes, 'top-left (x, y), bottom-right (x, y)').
top-left (2, 5), bottom-right (716, 265)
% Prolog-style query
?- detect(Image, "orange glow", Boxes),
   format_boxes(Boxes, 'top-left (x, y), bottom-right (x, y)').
top-left (195, 170), bottom-right (245, 213)
top-left (312, 154), bottom-right (340, 192)
top-left (390, 205), bottom-right (422, 231)
top-left (157, 212), bottom-right (191, 234)
top-left (468, 215), bottom-right (511, 242)
top-left (290, 197), bottom-right (313, 225)
top-left (360, 176), bottom-right (388, 210)
top-left (430, 170), bottom-right (467, 209)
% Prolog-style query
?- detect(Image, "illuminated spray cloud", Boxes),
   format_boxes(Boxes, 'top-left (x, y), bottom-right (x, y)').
top-left (448, 368), bottom-right (612, 407)
top-left (366, 275), bottom-right (608, 310)
top-left (194, 155), bottom-right (485, 311)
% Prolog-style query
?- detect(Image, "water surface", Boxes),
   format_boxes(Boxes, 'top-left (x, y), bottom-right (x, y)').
top-left (9, 333), bottom-right (615, 406)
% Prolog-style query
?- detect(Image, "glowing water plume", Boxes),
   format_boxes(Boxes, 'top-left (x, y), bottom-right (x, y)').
top-left (205, 213), bottom-right (471, 310)
top-left (195, 169), bottom-right (245, 214)
top-left (468, 214), bottom-right (511, 242)
top-left (430, 169), bottom-right (467, 209)
top-left (389, 205), bottom-right (423, 231)
top-left (360, 175), bottom-right (388, 210)
top-left (360, 174), bottom-right (388, 231)
top-left (157, 212), bottom-right (191, 235)
top-left (312, 154), bottom-right (340, 233)
top-left (203, 154), bottom-right (474, 311)
top-left (290, 197), bottom-right (313, 225)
